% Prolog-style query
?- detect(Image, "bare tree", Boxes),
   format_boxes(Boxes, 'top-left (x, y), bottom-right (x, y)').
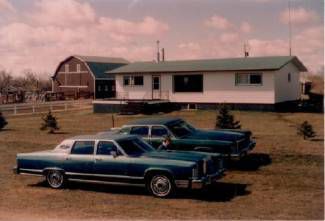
top-left (0, 70), bottom-right (13, 92)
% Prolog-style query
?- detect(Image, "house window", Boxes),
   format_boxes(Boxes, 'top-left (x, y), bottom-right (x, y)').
top-left (288, 73), bottom-right (291, 82)
top-left (77, 64), bottom-right (81, 72)
top-left (123, 76), bottom-right (130, 86)
top-left (104, 85), bottom-right (108, 91)
top-left (235, 73), bottom-right (262, 85)
top-left (173, 74), bottom-right (203, 92)
top-left (123, 75), bottom-right (144, 86)
top-left (134, 76), bottom-right (144, 86)
top-left (65, 64), bottom-right (69, 73)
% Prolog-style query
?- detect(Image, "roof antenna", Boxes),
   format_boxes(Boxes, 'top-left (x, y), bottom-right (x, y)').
top-left (156, 40), bottom-right (160, 62)
top-left (288, 0), bottom-right (292, 56)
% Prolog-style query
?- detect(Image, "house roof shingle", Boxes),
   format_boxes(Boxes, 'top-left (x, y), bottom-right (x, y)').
top-left (107, 56), bottom-right (307, 74)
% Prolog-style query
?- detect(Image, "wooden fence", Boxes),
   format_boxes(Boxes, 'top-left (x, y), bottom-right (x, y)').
top-left (0, 100), bottom-right (92, 116)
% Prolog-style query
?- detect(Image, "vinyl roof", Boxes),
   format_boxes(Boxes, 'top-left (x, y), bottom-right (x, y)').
top-left (107, 56), bottom-right (307, 74)
top-left (125, 117), bottom-right (182, 125)
top-left (70, 133), bottom-right (136, 141)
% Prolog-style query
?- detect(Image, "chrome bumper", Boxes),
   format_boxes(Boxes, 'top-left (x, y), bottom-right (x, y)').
top-left (231, 141), bottom-right (256, 158)
top-left (175, 169), bottom-right (225, 190)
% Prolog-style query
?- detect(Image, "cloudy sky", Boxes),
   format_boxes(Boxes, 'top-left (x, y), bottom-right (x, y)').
top-left (0, 0), bottom-right (323, 77)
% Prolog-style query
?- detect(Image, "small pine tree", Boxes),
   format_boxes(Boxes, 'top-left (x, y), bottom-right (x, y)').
top-left (297, 121), bottom-right (316, 140)
top-left (215, 104), bottom-right (241, 129)
top-left (40, 111), bottom-right (59, 134)
top-left (0, 112), bottom-right (8, 130)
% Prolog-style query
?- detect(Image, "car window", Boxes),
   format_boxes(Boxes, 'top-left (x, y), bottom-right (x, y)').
top-left (130, 126), bottom-right (149, 136)
top-left (167, 121), bottom-right (193, 138)
top-left (71, 141), bottom-right (95, 155)
top-left (120, 127), bottom-right (131, 134)
top-left (97, 141), bottom-right (118, 155)
top-left (117, 137), bottom-right (154, 156)
top-left (151, 126), bottom-right (169, 137)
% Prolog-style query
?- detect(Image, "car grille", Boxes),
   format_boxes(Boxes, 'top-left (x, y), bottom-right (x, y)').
top-left (236, 138), bottom-right (250, 152)
top-left (206, 158), bottom-right (223, 175)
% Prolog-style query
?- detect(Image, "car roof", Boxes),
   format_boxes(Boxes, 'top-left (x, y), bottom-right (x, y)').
top-left (124, 117), bottom-right (182, 126)
top-left (70, 133), bottom-right (137, 141)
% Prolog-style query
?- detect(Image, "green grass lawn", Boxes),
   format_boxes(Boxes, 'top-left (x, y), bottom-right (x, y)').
top-left (0, 109), bottom-right (323, 220)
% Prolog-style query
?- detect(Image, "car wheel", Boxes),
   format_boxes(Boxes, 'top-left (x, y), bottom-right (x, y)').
top-left (148, 174), bottom-right (174, 198)
top-left (46, 170), bottom-right (65, 189)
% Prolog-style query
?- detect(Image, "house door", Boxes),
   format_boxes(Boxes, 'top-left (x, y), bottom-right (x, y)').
top-left (152, 75), bottom-right (161, 100)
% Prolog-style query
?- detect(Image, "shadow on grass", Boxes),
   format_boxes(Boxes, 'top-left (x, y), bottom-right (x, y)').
top-left (310, 138), bottom-right (324, 142)
top-left (0, 128), bottom-right (14, 132)
top-left (51, 131), bottom-right (69, 135)
top-left (228, 153), bottom-right (272, 171)
top-left (29, 180), bottom-right (249, 202)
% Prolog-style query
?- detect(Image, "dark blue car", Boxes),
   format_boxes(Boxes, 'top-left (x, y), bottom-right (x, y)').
top-left (14, 134), bottom-right (225, 198)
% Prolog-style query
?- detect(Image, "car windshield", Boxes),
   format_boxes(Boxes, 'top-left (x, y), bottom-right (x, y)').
top-left (167, 120), bottom-right (196, 138)
top-left (117, 137), bottom-right (154, 156)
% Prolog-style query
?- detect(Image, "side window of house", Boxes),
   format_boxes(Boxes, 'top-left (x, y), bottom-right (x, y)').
top-left (235, 73), bottom-right (262, 85)
top-left (130, 126), bottom-right (149, 137)
top-left (71, 141), bottom-right (95, 155)
top-left (97, 141), bottom-right (118, 155)
top-left (151, 126), bottom-right (169, 137)
top-left (134, 76), bottom-right (144, 86)
top-left (123, 76), bottom-right (130, 86)
top-left (77, 64), bottom-right (81, 72)
top-left (123, 76), bottom-right (143, 86)
top-left (288, 73), bottom-right (291, 82)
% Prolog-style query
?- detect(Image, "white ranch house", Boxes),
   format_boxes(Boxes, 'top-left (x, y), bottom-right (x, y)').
top-left (96, 56), bottom-right (306, 111)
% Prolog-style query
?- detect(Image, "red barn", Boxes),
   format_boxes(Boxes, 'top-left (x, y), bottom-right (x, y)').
top-left (52, 55), bottom-right (129, 99)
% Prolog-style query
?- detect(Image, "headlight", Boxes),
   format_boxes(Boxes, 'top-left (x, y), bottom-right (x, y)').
top-left (192, 164), bottom-right (199, 179)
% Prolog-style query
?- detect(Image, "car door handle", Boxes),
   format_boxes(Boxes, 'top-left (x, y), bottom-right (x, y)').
top-left (95, 158), bottom-right (103, 161)
top-left (65, 157), bottom-right (71, 160)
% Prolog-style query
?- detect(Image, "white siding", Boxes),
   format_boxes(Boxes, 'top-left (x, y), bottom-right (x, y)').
top-left (274, 62), bottom-right (301, 103)
top-left (164, 72), bottom-right (275, 104)
top-left (116, 72), bottom-right (275, 104)
top-left (115, 75), bottom-right (152, 99)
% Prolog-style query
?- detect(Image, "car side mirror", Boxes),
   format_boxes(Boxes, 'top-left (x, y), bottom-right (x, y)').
top-left (110, 151), bottom-right (118, 158)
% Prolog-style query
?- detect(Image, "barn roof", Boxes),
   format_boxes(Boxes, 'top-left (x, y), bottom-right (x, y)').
top-left (74, 55), bottom-right (129, 79)
top-left (53, 55), bottom-right (129, 79)
top-left (107, 56), bottom-right (307, 74)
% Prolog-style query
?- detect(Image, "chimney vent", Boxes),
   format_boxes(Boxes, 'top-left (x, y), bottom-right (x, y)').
top-left (161, 48), bottom-right (165, 61)
top-left (156, 40), bottom-right (160, 62)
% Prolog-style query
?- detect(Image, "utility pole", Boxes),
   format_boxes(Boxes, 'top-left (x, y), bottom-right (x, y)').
top-left (288, 0), bottom-right (292, 56)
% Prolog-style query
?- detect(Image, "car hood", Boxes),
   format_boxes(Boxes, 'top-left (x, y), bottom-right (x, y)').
top-left (141, 150), bottom-right (208, 162)
top-left (184, 129), bottom-right (245, 142)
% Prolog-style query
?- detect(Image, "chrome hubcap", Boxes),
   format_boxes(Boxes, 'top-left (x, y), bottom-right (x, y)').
top-left (150, 175), bottom-right (171, 197)
top-left (47, 171), bottom-right (63, 188)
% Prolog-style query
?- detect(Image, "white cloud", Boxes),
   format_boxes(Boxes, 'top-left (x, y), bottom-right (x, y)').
top-left (0, 0), bottom-right (169, 75)
top-left (204, 15), bottom-right (234, 30)
top-left (0, 0), bottom-right (15, 12)
top-left (240, 21), bottom-right (253, 33)
top-left (178, 42), bottom-right (201, 51)
top-left (98, 16), bottom-right (169, 36)
top-left (280, 7), bottom-right (318, 25)
top-left (220, 32), bottom-right (239, 43)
